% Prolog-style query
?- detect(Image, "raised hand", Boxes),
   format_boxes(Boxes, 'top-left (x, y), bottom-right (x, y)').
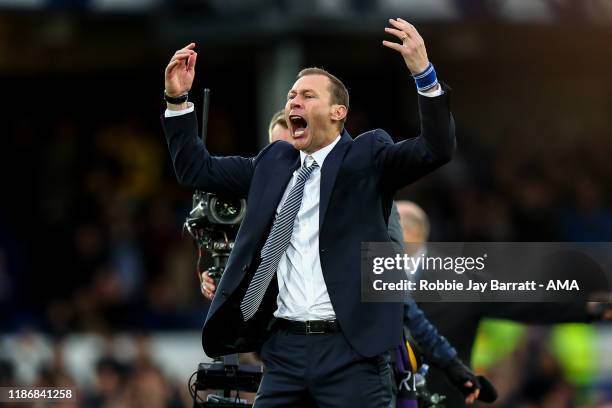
top-left (382, 18), bottom-right (430, 75)
top-left (164, 43), bottom-right (197, 98)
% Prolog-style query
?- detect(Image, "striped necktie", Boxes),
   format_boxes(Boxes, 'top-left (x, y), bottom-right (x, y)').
top-left (240, 157), bottom-right (319, 321)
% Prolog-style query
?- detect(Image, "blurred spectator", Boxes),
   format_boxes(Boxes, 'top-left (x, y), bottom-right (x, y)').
top-left (559, 177), bottom-right (612, 242)
top-left (84, 356), bottom-right (127, 408)
top-left (6, 328), bottom-right (53, 385)
top-left (124, 360), bottom-right (183, 408)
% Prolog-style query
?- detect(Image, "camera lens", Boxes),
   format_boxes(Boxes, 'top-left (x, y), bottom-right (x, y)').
top-left (210, 196), bottom-right (246, 224)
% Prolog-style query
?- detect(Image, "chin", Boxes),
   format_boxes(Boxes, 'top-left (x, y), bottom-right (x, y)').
top-left (291, 138), bottom-right (309, 151)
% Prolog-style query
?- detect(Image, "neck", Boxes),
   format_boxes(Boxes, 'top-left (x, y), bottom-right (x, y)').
top-left (303, 129), bottom-right (340, 154)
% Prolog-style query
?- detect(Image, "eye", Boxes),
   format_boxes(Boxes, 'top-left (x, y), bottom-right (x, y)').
top-left (287, 94), bottom-right (295, 100)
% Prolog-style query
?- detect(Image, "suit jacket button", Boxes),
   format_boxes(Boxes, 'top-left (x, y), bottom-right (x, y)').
top-left (221, 290), bottom-right (230, 298)
top-left (243, 264), bottom-right (249, 271)
top-left (320, 248), bottom-right (326, 253)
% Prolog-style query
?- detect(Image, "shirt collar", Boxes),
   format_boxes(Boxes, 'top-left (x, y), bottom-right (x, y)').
top-left (299, 134), bottom-right (341, 168)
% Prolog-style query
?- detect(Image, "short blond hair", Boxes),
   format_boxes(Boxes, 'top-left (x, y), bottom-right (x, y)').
top-left (268, 109), bottom-right (288, 143)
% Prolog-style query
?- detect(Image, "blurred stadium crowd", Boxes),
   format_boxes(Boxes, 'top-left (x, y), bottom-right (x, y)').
top-left (0, 330), bottom-right (201, 407)
top-left (1, 0), bottom-right (612, 406)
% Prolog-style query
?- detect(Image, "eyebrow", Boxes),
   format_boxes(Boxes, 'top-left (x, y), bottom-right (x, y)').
top-left (288, 88), bottom-right (318, 95)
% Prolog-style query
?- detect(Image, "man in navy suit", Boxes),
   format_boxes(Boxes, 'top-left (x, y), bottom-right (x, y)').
top-left (162, 19), bottom-right (466, 407)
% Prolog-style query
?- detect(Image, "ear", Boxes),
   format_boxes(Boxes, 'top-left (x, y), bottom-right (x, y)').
top-left (330, 104), bottom-right (348, 123)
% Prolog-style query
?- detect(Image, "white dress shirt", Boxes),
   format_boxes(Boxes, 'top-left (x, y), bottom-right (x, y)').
top-left (273, 136), bottom-right (340, 321)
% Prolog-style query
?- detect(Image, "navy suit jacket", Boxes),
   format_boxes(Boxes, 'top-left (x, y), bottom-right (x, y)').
top-left (161, 87), bottom-right (455, 358)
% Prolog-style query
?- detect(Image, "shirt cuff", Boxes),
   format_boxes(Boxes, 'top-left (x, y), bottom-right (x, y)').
top-left (164, 102), bottom-right (195, 117)
top-left (417, 84), bottom-right (443, 98)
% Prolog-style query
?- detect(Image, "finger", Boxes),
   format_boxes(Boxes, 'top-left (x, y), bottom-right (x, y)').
top-left (202, 273), bottom-right (215, 288)
top-left (168, 57), bottom-right (189, 69)
top-left (462, 381), bottom-right (478, 404)
top-left (201, 286), bottom-right (212, 299)
top-left (382, 40), bottom-right (405, 53)
top-left (174, 48), bottom-right (195, 56)
top-left (171, 52), bottom-right (193, 63)
top-left (165, 59), bottom-right (181, 74)
top-left (396, 18), bottom-right (421, 40)
top-left (180, 42), bottom-right (196, 52)
top-left (384, 27), bottom-right (407, 41)
top-left (187, 52), bottom-right (197, 71)
top-left (165, 60), bottom-right (184, 79)
top-left (170, 52), bottom-right (192, 64)
top-left (399, 20), bottom-right (424, 47)
top-left (388, 19), bottom-right (413, 38)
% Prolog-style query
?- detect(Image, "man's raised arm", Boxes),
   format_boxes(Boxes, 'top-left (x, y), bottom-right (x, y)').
top-left (376, 19), bottom-right (456, 191)
top-left (161, 43), bottom-right (255, 198)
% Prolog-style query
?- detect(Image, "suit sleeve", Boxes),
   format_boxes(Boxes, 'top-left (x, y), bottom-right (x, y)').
top-left (482, 302), bottom-right (591, 324)
top-left (404, 298), bottom-right (457, 367)
top-left (373, 84), bottom-right (456, 191)
top-left (387, 202), bottom-right (406, 249)
top-left (161, 110), bottom-right (255, 197)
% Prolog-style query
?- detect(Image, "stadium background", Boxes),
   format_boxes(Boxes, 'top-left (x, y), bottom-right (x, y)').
top-left (1, 0), bottom-right (612, 406)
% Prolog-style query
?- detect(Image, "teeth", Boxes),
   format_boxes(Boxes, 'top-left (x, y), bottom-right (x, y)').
top-left (295, 129), bottom-right (305, 137)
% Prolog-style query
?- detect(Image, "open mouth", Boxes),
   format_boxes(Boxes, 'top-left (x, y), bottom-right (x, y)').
top-left (289, 115), bottom-right (308, 137)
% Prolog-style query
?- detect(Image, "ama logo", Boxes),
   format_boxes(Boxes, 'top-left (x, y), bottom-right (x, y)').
top-left (546, 280), bottom-right (579, 291)
top-left (541, 249), bottom-right (610, 300)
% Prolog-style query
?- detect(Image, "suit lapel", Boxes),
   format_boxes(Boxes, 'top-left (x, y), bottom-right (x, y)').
top-left (256, 145), bottom-right (301, 231)
top-left (319, 130), bottom-right (352, 229)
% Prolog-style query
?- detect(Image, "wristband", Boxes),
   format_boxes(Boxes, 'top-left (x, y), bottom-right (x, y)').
top-left (164, 90), bottom-right (188, 105)
top-left (413, 63), bottom-right (438, 92)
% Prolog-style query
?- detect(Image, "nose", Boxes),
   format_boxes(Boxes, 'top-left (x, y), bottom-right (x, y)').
top-left (290, 96), bottom-right (303, 110)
